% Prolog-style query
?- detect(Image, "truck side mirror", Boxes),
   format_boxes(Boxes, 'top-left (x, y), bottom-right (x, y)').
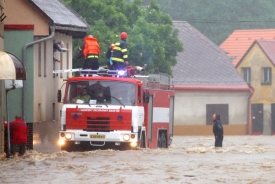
top-left (143, 92), bottom-right (149, 104)
top-left (57, 90), bottom-right (62, 102)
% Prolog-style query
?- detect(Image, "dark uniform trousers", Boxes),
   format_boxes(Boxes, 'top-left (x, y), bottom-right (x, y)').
top-left (83, 55), bottom-right (99, 70)
top-left (215, 135), bottom-right (223, 147)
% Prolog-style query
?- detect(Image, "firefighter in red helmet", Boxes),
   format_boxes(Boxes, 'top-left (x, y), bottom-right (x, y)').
top-left (120, 32), bottom-right (127, 39)
top-left (111, 32), bottom-right (129, 70)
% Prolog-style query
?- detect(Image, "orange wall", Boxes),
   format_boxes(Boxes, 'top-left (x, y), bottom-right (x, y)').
top-left (174, 125), bottom-right (247, 135)
top-left (4, 0), bottom-right (49, 36)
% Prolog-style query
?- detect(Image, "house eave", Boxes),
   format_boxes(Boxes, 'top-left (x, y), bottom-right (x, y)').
top-left (54, 24), bottom-right (89, 38)
top-left (172, 84), bottom-right (253, 93)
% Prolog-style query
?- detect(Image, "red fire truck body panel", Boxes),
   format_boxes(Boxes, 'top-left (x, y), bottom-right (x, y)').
top-left (66, 107), bottom-right (132, 131)
top-left (143, 89), bottom-right (174, 149)
top-left (150, 123), bottom-right (170, 149)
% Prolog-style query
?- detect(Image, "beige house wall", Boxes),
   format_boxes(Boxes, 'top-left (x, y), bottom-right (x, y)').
top-left (237, 43), bottom-right (275, 135)
top-left (33, 33), bottom-right (73, 123)
top-left (4, 0), bottom-right (49, 36)
top-left (237, 44), bottom-right (275, 104)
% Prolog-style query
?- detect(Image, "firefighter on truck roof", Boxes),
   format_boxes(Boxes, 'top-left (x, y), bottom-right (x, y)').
top-left (111, 32), bottom-right (129, 70)
top-left (77, 35), bottom-right (100, 70)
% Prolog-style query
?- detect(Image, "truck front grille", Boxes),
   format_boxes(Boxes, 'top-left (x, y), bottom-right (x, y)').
top-left (85, 117), bottom-right (110, 132)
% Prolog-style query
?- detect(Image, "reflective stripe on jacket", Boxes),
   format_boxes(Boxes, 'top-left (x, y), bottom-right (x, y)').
top-left (112, 39), bottom-right (128, 63)
top-left (83, 36), bottom-right (100, 58)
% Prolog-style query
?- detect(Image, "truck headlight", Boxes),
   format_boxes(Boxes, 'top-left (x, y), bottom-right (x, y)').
top-left (58, 139), bottom-right (65, 146)
top-left (130, 142), bottom-right (137, 147)
top-left (65, 133), bottom-right (72, 140)
top-left (123, 134), bottom-right (130, 141)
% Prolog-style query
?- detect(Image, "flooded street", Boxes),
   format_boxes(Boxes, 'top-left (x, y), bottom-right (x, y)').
top-left (1, 136), bottom-right (275, 184)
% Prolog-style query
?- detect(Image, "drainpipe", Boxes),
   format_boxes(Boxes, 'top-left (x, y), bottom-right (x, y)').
top-left (22, 26), bottom-right (55, 121)
top-left (247, 86), bottom-right (254, 135)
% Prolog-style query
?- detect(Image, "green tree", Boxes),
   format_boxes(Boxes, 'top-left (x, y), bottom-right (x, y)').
top-left (62, 0), bottom-right (183, 75)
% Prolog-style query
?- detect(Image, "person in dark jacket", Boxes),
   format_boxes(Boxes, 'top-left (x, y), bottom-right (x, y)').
top-left (111, 32), bottom-right (129, 70)
top-left (212, 113), bottom-right (224, 147)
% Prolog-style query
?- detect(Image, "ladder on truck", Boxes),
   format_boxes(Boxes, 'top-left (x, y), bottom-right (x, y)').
top-left (53, 65), bottom-right (147, 78)
top-left (53, 67), bottom-right (128, 77)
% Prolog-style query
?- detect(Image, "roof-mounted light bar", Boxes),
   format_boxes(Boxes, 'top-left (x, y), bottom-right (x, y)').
top-left (53, 65), bottom-right (146, 78)
top-left (80, 69), bottom-right (127, 77)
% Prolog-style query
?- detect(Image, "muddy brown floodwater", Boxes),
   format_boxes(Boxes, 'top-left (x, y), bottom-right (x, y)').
top-left (0, 135), bottom-right (275, 184)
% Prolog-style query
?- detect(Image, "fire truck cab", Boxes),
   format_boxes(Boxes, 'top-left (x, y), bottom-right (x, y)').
top-left (57, 67), bottom-right (175, 151)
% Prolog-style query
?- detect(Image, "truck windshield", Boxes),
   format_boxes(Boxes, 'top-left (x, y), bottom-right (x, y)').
top-left (65, 80), bottom-right (136, 106)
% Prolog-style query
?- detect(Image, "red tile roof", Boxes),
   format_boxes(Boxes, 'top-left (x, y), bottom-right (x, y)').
top-left (220, 29), bottom-right (275, 66)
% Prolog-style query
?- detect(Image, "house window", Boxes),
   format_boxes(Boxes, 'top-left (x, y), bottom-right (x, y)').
top-left (60, 53), bottom-right (63, 78)
top-left (53, 40), bottom-right (56, 78)
top-left (38, 103), bottom-right (41, 122)
top-left (44, 41), bottom-right (47, 77)
top-left (242, 67), bottom-right (251, 84)
top-left (261, 67), bottom-right (272, 85)
top-left (66, 43), bottom-right (70, 78)
top-left (38, 42), bottom-right (42, 76)
top-left (52, 103), bottom-right (56, 121)
top-left (206, 104), bottom-right (229, 125)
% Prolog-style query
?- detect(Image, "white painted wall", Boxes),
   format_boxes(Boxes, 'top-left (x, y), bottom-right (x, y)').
top-left (174, 91), bottom-right (250, 125)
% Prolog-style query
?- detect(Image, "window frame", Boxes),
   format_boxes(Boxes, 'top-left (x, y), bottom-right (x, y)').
top-left (261, 67), bottom-right (272, 85)
top-left (241, 67), bottom-right (251, 85)
top-left (206, 104), bottom-right (229, 125)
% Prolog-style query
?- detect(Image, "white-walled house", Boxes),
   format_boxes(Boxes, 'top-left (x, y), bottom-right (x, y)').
top-left (172, 21), bottom-right (253, 135)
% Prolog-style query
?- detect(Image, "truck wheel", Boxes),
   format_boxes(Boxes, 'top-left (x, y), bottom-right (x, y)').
top-left (61, 141), bottom-right (78, 152)
top-left (119, 142), bottom-right (131, 150)
top-left (80, 141), bottom-right (94, 151)
top-left (157, 130), bottom-right (167, 148)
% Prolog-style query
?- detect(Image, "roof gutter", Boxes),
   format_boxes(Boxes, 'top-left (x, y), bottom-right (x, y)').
top-left (22, 26), bottom-right (55, 121)
top-left (173, 84), bottom-right (251, 92)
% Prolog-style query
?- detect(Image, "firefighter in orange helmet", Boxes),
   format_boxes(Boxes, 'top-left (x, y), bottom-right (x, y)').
top-left (111, 32), bottom-right (129, 70)
top-left (77, 35), bottom-right (100, 70)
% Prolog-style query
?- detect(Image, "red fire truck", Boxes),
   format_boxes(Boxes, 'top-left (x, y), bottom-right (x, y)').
top-left (56, 66), bottom-right (175, 151)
